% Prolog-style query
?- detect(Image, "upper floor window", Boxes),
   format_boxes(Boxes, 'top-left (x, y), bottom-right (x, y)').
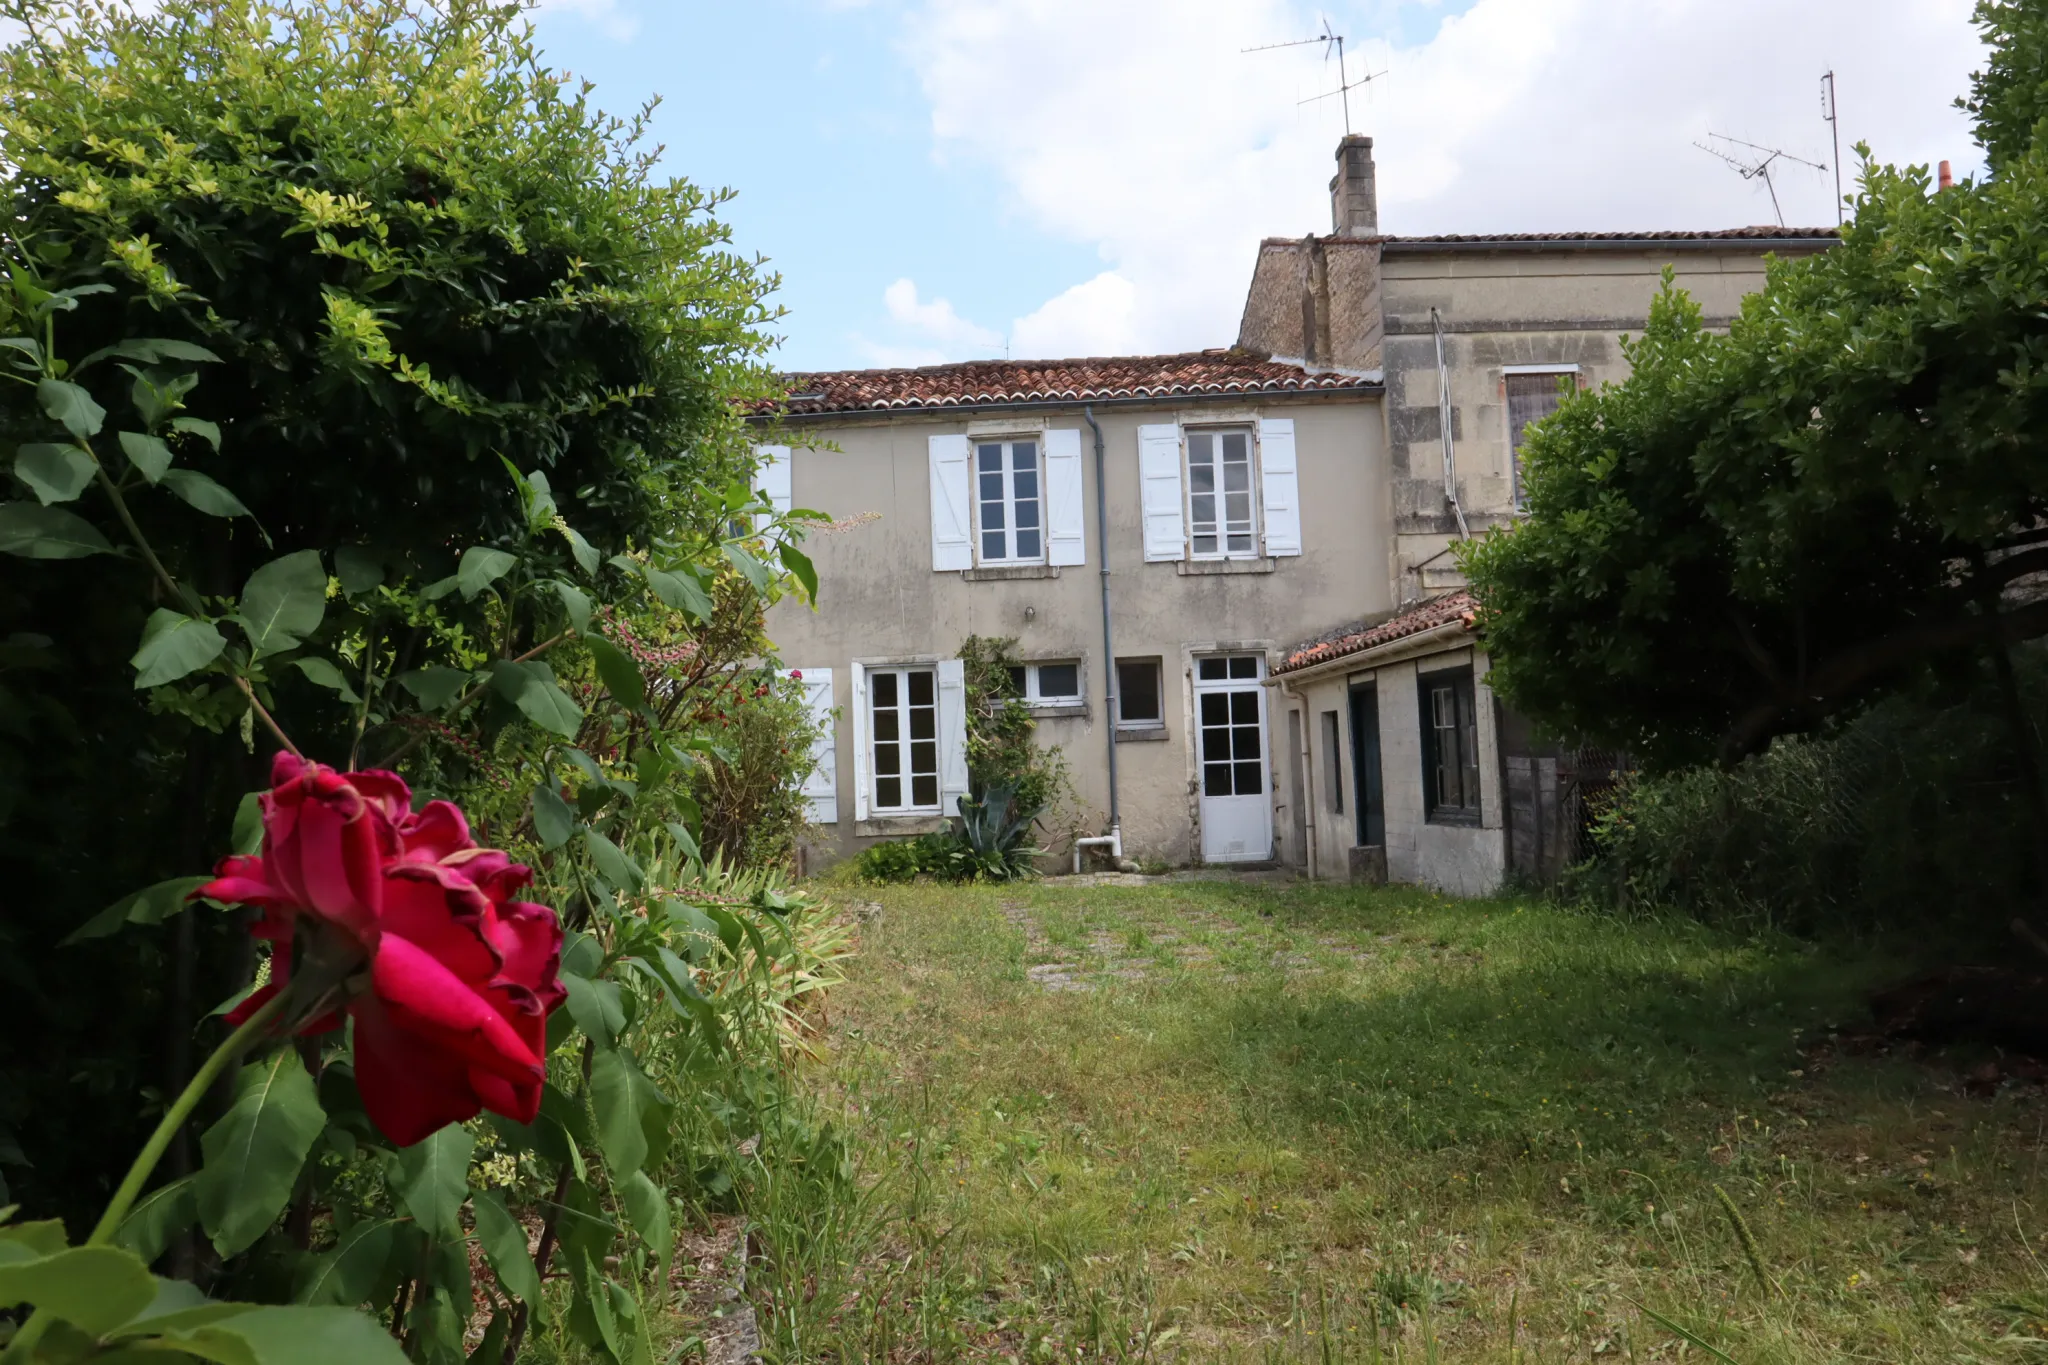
top-left (1503, 366), bottom-right (1578, 507)
top-left (976, 438), bottom-right (1043, 564)
top-left (1186, 429), bottom-right (1257, 558)
top-left (1419, 666), bottom-right (1482, 824)
top-left (1137, 418), bottom-right (1301, 564)
top-left (929, 432), bottom-right (1085, 572)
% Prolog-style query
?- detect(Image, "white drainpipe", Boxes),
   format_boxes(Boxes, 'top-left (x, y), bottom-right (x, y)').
top-left (1071, 825), bottom-right (1124, 875)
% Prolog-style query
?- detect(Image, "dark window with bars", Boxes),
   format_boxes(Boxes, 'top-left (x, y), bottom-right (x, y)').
top-left (1506, 371), bottom-right (1575, 507)
top-left (1418, 667), bottom-right (1482, 823)
top-left (870, 667), bottom-right (939, 811)
top-left (976, 439), bottom-right (1042, 563)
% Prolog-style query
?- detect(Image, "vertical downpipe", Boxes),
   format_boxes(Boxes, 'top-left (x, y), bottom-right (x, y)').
top-left (1084, 405), bottom-right (1120, 839)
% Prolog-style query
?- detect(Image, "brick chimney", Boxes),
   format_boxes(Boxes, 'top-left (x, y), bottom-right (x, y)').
top-left (1329, 134), bottom-right (1378, 237)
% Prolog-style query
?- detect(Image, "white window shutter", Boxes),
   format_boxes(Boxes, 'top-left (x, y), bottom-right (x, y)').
top-left (937, 658), bottom-right (969, 816)
top-left (1258, 417), bottom-right (1302, 557)
top-left (1043, 428), bottom-right (1086, 567)
top-left (928, 433), bottom-right (973, 571)
top-left (782, 667), bottom-right (837, 824)
top-left (849, 662), bottom-right (870, 822)
top-left (754, 444), bottom-right (792, 535)
top-left (1138, 423), bottom-right (1186, 561)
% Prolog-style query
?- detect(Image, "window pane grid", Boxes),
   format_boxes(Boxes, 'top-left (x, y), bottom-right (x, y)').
top-left (976, 440), bottom-right (1042, 564)
top-left (1187, 430), bottom-right (1257, 559)
top-left (1196, 655), bottom-right (1264, 797)
top-left (870, 667), bottom-right (940, 812)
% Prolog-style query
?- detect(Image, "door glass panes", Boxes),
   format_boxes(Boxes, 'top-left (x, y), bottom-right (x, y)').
top-left (870, 667), bottom-right (939, 811)
top-left (1196, 655), bottom-right (1265, 797)
top-left (1187, 429), bottom-right (1256, 557)
top-left (976, 440), bottom-right (1042, 563)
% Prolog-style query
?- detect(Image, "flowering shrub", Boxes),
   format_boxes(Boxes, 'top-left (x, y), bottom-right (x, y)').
top-left (203, 755), bottom-right (567, 1146)
top-left (0, 4), bottom-right (846, 1359)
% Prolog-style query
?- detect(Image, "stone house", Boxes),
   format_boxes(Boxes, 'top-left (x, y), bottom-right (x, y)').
top-left (751, 137), bottom-right (1833, 891)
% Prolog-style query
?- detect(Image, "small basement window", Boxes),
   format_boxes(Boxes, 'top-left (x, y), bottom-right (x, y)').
top-left (1005, 661), bottom-right (1083, 705)
top-left (1115, 658), bottom-right (1164, 729)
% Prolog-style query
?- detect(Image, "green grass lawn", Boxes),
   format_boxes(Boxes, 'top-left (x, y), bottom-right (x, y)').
top-left (750, 877), bottom-right (2048, 1363)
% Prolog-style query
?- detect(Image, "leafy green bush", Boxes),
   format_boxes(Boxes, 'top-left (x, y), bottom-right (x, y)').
top-left (852, 832), bottom-right (965, 884)
top-left (1569, 645), bottom-right (2046, 936)
top-left (958, 634), bottom-right (1076, 828)
top-left (691, 668), bottom-right (826, 872)
top-left (0, 0), bottom-right (793, 1240)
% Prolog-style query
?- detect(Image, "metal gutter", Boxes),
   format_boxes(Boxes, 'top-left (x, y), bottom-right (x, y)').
top-left (1083, 404), bottom-right (1120, 848)
top-left (1381, 236), bottom-right (1837, 255)
top-left (749, 383), bottom-right (1384, 426)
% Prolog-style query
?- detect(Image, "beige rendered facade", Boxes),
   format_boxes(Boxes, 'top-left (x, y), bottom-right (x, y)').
top-left (753, 136), bottom-right (1833, 891)
top-left (758, 379), bottom-right (1391, 871)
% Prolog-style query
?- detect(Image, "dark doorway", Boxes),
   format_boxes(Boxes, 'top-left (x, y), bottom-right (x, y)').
top-left (1348, 681), bottom-right (1385, 847)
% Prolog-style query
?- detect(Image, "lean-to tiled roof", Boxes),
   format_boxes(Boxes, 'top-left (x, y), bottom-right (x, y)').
top-left (1277, 590), bottom-right (1479, 675)
top-left (772, 350), bottom-right (1380, 417)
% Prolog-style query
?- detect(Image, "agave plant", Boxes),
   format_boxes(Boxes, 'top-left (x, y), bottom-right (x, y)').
top-left (957, 781), bottom-right (1045, 881)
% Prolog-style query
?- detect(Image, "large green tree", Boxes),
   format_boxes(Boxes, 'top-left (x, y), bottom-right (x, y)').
top-left (1462, 0), bottom-right (2048, 771)
top-left (0, 0), bottom-right (784, 1232)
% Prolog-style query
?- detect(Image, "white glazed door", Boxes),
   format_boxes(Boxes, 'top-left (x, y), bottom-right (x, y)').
top-left (1194, 654), bottom-right (1273, 863)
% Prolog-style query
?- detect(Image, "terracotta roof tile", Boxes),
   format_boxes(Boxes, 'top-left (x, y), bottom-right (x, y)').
top-left (1277, 590), bottom-right (1478, 674)
top-left (769, 350), bottom-right (1380, 417)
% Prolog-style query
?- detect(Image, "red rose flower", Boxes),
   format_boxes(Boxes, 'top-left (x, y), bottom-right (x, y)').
top-left (198, 754), bottom-right (566, 1146)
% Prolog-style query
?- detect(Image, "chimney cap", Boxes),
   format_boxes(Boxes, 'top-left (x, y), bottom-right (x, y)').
top-left (1335, 133), bottom-right (1374, 153)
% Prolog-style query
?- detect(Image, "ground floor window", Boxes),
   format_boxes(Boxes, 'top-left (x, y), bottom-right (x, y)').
top-left (1420, 666), bottom-right (1482, 823)
top-left (1006, 660), bottom-right (1082, 705)
top-left (1115, 657), bottom-right (1164, 729)
top-left (869, 666), bottom-right (939, 811)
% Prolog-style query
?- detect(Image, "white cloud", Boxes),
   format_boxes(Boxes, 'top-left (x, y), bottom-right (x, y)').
top-left (1011, 271), bottom-right (1140, 358)
top-left (534, 0), bottom-right (639, 42)
top-left (849, 336), bottom-right (952, 368)
top-left (901, 0), bottom-right (1987, 359)
top-left (883, 277), bottom-right (1002, 348)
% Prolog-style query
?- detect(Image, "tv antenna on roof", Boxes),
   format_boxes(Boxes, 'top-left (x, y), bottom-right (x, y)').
top-left (1820, 71), bottom-right (1845, 226)
top-left (1694, 131), bottom-right (1828, 227)
top-left (1242, 17), bottom-right (1385, 136)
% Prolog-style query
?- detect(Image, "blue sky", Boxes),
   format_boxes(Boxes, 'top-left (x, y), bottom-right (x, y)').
top-left (531, 0), bottom-right (1987, 374)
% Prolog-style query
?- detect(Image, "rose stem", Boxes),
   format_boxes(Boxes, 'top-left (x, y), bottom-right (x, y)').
top-left (0, 991), bottom-right (292, 1364)
top-left (233, 676), bottom-right (304, 759)
top-left (500, 1161), bottom-right (574, 1365)
top-left (87, 989), bottom-right (291, 1245)
top-left (85, 443), bottom-right (307, 759)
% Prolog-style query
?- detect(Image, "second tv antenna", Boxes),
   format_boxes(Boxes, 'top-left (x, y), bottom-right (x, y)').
top-left (1243, 18), bottom-right (1384, 136)
top-left (1694, 132), bottom-right (1828, 227)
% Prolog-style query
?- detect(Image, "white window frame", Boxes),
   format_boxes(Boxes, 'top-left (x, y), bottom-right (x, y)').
top-left (973, 436), bottom-right (1046, 566)
top-left (866, 665), bottom-right (942, 815)
top-left (1008, 660), bottom-right (1084, 707)
top-left (1184, 425), bottom-right (1260, 561)
top-left (1114, 657), bottom-right (1166, 731)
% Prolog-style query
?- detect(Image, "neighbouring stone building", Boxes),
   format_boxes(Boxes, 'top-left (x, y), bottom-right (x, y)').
top-left (750, 136), bottom-right (1834, 892)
